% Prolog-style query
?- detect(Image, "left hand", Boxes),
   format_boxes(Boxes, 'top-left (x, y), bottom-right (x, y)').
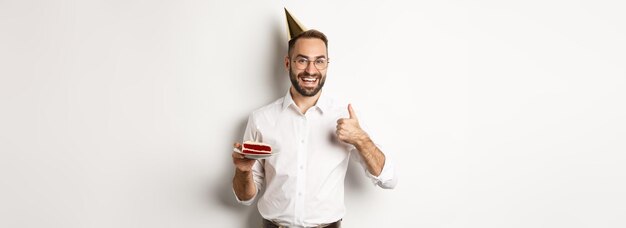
top-left (336, 104), bottom-right (368, 145)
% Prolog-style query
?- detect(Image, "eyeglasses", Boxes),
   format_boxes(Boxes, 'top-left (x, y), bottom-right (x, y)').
top-left (291, 57), bottom-right (329, 70)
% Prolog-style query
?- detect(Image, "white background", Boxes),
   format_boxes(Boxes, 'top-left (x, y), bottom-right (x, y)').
top-left (1, 0), bottom-right (625, 227)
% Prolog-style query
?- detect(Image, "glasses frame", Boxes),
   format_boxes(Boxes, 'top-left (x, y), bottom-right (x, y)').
top-left (290, 57), bottom-right (330, 70)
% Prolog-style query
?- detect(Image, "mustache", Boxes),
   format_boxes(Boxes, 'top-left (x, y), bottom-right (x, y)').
top-left (298, 72), bottom-right (321, 77)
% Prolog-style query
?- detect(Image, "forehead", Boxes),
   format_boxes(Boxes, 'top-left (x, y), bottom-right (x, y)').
top-left (292, 38), bottom-right (327, 58)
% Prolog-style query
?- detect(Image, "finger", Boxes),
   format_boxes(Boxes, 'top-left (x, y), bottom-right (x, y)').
top-left (234, 143), bottom-right (243, 151)
top-left (336, 132), bottom-right (346, 141)
top-left (232, 152), bottom-right (244, 159)
top-left (337, 124), bottom-right (343, 131)
top-left (348, 104), bottom-right (357, 120)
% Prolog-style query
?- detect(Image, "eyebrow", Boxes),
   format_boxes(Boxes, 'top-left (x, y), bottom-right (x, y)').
top-left (295, 54), bottom-right (327, 59)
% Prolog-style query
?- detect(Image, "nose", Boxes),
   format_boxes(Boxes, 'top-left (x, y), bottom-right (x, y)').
top-left (304, 61), bottom-right (317, 74)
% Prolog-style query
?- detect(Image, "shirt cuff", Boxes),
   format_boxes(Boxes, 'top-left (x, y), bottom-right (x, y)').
top-left (365, 155), bottom-right (397, 189)
top-left (232, 187), bottom-right (257, 206)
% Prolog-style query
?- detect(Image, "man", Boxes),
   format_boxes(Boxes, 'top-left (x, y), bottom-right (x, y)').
top-left (232, 10), bottom-right (397, 228)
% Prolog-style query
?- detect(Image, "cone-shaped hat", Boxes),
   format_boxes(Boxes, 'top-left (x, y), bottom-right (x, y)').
top-left (284, 8), bottom-right (307, 40)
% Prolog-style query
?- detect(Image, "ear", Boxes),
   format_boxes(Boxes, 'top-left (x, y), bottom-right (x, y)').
top-left (284, 55), bottom-right (290, 71)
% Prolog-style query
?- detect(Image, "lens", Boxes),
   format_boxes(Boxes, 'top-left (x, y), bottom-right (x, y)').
top-left (314, 59), bottom-right (327, 70)
top-left (293, 58), bottom-right (327, 70)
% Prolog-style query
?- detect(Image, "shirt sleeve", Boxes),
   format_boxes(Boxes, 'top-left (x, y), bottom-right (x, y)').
top-left (352, 144), bottom-right (398, 189)
top-left (347, 112), bottom-right (398, 189)
top-left (233, 160), bottom-right (265, 205)
top-left (232, 114), bottom-right (266, 205)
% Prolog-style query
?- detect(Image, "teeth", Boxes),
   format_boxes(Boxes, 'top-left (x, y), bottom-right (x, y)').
top-left (302, 78), bottom-right (316, 82)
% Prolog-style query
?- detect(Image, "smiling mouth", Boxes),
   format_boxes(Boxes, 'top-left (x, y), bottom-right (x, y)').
top-left (299, 76), bottom-right (318, 87)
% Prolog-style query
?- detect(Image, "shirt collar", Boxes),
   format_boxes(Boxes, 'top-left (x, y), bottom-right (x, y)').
top-left (282, 89), bottom-right (330, 114)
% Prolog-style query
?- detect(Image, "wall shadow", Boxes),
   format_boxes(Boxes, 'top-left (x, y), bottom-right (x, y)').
top-left (268, 21), bottom-right (289, 99)
top-left (210, 20), bottom-right (286, 228)
top-left (212, 118), bottom-right (263, 228)
top-left (345, 157), bottom-right (370, 194)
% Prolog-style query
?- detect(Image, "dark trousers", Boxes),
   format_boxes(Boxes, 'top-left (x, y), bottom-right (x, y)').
top-left (262, 219), bottom-right (341, 228)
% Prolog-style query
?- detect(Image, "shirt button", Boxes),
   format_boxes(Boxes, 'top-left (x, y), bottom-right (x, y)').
top-left (298, 192), bottom-right (302, 196)
top-left (300, 139), bottom-right (304, 143)
top-left (299, 165), bottom-right (304, 170)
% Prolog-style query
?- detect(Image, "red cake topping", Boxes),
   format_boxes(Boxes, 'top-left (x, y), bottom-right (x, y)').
top-left (242, 141), bottom-right (272, 154)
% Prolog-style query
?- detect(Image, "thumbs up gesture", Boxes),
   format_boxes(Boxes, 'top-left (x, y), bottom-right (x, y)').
top-left (336, 104), bottom-right (368, 145)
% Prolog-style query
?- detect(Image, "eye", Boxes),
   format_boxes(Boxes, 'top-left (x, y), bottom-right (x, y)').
top-left (315, 59), bottom-right (326, 64)
top-left (296, 58), bottom-right (308, 64)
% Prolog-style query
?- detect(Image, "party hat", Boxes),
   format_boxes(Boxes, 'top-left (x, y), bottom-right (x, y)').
top-left (284, 8), bottom-right (307, 40)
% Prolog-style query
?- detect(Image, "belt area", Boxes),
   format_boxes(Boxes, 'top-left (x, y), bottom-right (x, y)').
top-left (262, 219), bottom-right (342, 228)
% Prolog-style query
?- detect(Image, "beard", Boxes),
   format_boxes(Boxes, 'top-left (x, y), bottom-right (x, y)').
top-left (289, 66), bottom-right (326, 97)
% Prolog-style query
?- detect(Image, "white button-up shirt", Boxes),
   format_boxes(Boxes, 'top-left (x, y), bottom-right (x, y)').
top-left (234, 90), bottom-right (397, 227)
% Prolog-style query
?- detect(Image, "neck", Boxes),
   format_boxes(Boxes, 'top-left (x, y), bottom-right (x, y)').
top-left (290, 87), bottom-right (321, 114)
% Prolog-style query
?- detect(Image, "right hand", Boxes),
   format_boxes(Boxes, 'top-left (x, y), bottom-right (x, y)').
top-left (232, 142), bottom-right (256, 172)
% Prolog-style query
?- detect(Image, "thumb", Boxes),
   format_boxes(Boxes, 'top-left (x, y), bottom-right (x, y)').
top-left (348, 104), bottom-right (358, 119)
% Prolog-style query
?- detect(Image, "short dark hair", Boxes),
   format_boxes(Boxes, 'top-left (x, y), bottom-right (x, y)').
top-left (287, 29), bottom-right (328, 57)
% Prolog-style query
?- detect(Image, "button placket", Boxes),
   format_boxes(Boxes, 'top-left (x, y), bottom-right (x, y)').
top-left (294, 114), bottom-right (308, 224)
top-left (298, 114), bottom-right (310, 223)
